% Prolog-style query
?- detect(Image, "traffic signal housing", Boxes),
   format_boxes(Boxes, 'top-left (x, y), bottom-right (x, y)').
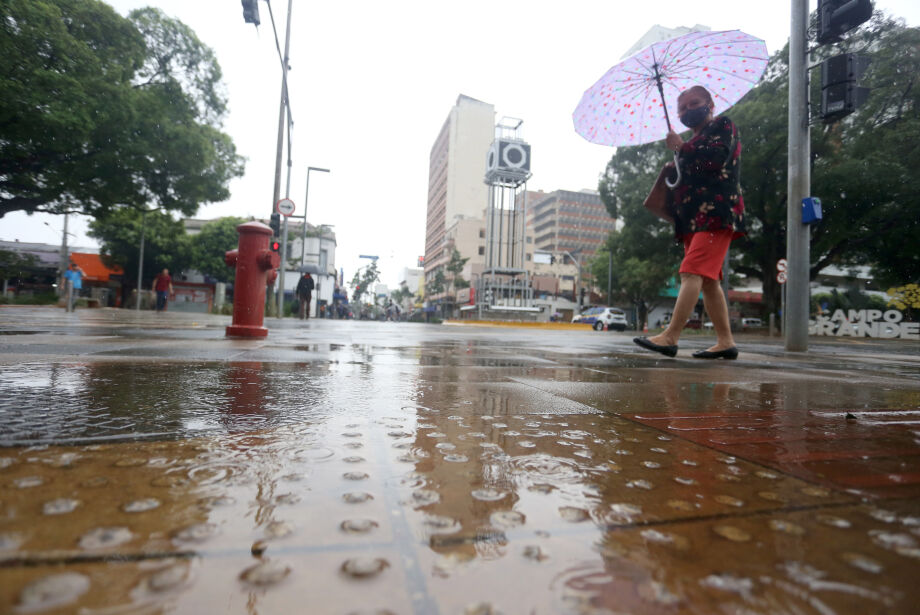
top-left (241, 0), bottom-right (260, 26)
top-left (269, 212), bottom-right (281, 237)
top-left (269, 239), bottom-right (281, 253)
top-left (817, 0), bottom-right (873, 45)
top-left (820, 53), bottom-right (871, 123)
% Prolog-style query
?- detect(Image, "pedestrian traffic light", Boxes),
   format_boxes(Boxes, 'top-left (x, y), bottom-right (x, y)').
top-left (270, 239), bottom-right (280, 253)
top-left (241, 0), bottom-right (260, 26)
top-left (817, 0), bottom-right (873, 45)
top-left (820, 53), bottom-right (871, 123)
top-left (269, 212), bottom-right (281, 237)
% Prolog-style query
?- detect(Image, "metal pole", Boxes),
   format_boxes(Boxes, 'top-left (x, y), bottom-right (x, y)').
top-left (135, 209), bottom-right (146, 311)
top-left (278, 216), bottom-right (289, 318)
top-left (786, 0), bottom-right (811, 351)
top-left (301, 167), bottom-right (331, 268)
top-left (301, 171), bottom-right (311, 268)
top-left (58, 213), bottom-right (69, 297)
top-left (271, 0), bottom-right (293, 317)
top-left (278, 101), bottom-right (294, 319)
top-left (608, 251), bottom-right (612, 304)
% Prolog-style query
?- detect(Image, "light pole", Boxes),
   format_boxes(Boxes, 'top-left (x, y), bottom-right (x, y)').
top-left (44, 218), bottom-right (75, 297)
top-left (301, 166), bottom-right (331, 268)
top-left (561, 250), bottom-right (583, 311)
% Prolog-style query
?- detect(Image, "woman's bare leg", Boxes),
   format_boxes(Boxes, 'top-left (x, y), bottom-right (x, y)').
top-left (648, 273), bottom-right (702, 346)
top-left (701, 277), bottom-right (736, 351)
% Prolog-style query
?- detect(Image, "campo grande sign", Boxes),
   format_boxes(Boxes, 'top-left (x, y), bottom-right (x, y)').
top-left (811, 309), bottom-right (919, 340)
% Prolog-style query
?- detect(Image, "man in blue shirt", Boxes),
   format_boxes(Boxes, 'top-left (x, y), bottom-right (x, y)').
top-left (63, 262), bottom-right (84, 312)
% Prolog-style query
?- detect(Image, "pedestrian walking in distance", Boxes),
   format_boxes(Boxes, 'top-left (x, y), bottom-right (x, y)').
top-left (153, 268), bottom-right (173, 312)
top-left (63, 262), bottom-right (85, 312)
top-left (297, 273), bottom-right (314, 319)
top-left (634, 86), bottom-right (744, 360)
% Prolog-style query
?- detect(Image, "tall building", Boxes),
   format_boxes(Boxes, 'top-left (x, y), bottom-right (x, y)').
top-left (526, 189), bottom-right (615, 264)
top-left (424, 95), bottom-right (495, 288)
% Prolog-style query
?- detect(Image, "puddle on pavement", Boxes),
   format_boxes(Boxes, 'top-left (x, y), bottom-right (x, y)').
top-left (1, 358), bottom-right (919, 613)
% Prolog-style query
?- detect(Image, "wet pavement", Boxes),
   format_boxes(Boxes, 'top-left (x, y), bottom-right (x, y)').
top-left (1, 307), bottom-right (919, 614)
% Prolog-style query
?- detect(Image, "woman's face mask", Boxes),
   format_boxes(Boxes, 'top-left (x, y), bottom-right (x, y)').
top-left (679, 105), bottom-right (711, 128)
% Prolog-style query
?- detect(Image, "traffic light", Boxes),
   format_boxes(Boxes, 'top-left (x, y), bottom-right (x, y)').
top-left (817, 0), bottom-right (873, 45)
top-left (270, 239), bottom-right (280, 253)
top-left (821, 53), bottom-right (871, 123)
top-left (269, 212), bottom-right (281, 237)
top-left (241, 0), bottom-right (260, 26)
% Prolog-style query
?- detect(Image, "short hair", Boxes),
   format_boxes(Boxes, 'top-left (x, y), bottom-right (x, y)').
top-left (678, 85), bottom-right (714, 107)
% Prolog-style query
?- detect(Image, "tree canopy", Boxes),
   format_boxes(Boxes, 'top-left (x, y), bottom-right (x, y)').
top-left (190, 217), bottom-right (245, 283)
top-left (88, 208), bottom-right (192, 293)
top-left (597, 13), bottom-right (920, 317)
top-left (0, 0), bottom-right (243, 219)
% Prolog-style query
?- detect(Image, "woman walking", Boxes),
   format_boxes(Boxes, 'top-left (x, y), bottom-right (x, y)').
top-left (634, 85), bottom-right (745, 360)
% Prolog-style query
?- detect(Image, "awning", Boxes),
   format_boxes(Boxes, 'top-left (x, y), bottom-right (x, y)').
top-left (69, 252), bottom-right (123, 283)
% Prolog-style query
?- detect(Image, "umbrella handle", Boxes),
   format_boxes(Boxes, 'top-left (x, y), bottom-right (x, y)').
top-left (665, 152), bottom-right (681, 189)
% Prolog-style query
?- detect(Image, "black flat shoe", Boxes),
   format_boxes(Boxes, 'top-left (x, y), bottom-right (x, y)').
top-left (633, 336), bottom-right (678, 358)
top-left (691, 347), bottom-right (739, 360)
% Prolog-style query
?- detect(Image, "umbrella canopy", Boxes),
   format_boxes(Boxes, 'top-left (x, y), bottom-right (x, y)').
top-left (297, 264), bottom-right (325, 275)
top-left (573, 30), bottom-right (769, 147)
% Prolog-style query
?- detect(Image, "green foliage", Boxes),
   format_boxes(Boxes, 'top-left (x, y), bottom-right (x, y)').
top-left (189, 217), bottom-right (244, 283)
top-left (0, 249), bottom-right (39, 280)
top-left (445, 248), bottom-right (470, 298)
top-left (88, 208), bottom-right (192, 288)
top-left (425, 269), bottom-right (446, 296)
top-left (350, 260), bottom-right (380, 305)
top-left (0, 1), bottom-right (243, 219)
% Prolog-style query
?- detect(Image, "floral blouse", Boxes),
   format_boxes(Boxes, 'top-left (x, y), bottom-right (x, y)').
top-left (672, 115), bottom-right (745, 240)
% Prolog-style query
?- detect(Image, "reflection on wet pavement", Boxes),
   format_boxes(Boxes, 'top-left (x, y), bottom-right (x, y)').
top-left (1, 316), bottom-right (919, 613)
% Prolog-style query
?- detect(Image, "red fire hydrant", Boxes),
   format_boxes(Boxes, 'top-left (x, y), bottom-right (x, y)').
top-left (225, 221), bottom-right (279, 338)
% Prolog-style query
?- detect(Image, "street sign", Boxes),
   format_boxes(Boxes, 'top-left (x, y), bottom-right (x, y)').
top-left (776, 258), bottom-right (788, 273)
top-left (276, 198), bottom-right (295, 217)
top-left (777, 271), bottom-right (787, 284)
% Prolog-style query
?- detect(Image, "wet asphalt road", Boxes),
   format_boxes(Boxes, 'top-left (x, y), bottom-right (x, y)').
top-left (0, 307), bottom-right (918, 614)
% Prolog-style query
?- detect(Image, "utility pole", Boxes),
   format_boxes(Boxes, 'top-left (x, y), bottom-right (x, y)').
top-left (271, 0), bottom-right (293, 317)
top-left (786, 0), bottom-right (810, 351)
top-left (135, 209), bottom-right (147, 311)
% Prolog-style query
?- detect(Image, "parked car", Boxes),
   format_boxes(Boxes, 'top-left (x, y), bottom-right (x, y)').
top-left (741, 317), bottom-right (763, 328)
top-left (703, 321), bottom-right (714, 330)
top-left (574, 306), bottom-right (629, 331)
top-left (685, 318), bottom-right (703, 329)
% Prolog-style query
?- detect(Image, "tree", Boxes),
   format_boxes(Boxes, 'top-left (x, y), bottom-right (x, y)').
top-left (0, 250), bottom-right (39, 282)
top-left (445, 248), bottom-right (470, 303)
top-left (425, 269), bottom-right (446, 297)
top-left (0, 1), bottom-right (244, 219)
top-left (88, 208), bottom-right (192, 303)
top-left (350, 260), bottom-right (379, 305)
top-left (189, 217), bottom-right (245, 283)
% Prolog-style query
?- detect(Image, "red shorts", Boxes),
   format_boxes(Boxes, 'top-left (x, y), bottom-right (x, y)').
top-left (679, 229), bottom-right (734, 281)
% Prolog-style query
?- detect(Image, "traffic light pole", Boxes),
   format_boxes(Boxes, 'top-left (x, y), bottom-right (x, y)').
top-left (786, 0), bottom-right (811, 351)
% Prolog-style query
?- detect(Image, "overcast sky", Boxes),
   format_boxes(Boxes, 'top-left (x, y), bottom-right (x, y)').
top-left (4, 0), bottom-right (919, 287)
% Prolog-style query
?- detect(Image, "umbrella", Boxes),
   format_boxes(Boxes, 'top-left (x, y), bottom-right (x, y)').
top-left (573, 29), bottom-right (769, 148)
top-left (297, 264), bottom-right (325, 275)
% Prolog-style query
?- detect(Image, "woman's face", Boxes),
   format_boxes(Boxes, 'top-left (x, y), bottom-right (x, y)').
top-left (677, 91), bottom-right (710, 116)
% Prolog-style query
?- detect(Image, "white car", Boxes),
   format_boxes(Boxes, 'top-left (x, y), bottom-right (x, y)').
top-left (574, 307), bottom-right (629, 331)
top-left (741, 317), bottom-right (763, 328)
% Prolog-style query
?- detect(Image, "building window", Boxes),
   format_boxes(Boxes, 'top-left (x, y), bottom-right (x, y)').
top-left (479, 229), bottom-right (485, 238)
top-left (526, 253), bottom-right (531, 261)
top-left (319, 249), bottom-right (328, 271)
top-left (478, 246), bottom-right (484, 255)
